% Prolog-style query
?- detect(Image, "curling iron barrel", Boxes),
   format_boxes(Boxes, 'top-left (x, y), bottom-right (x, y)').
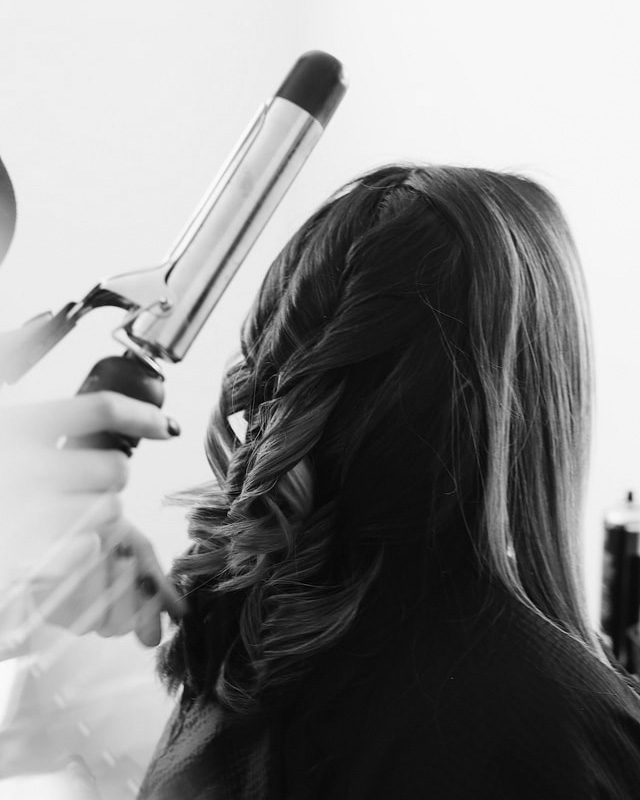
top-left (68, 51), bottom-right (347, 456)
top-left (0, 51), bottom-right (347, 386)
top-left (125, 51), bottom-right (347, 363)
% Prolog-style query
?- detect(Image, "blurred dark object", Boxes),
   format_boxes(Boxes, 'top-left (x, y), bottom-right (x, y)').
top-left (0, 153), bottom-right (16, 267)
top-left (601, 491), bottom-right (640, 673)
top-left (627, 624), bottom-right (640, 675)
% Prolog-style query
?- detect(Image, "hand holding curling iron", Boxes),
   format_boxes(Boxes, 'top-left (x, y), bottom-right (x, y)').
top-left (0, 392), bottom-right (186, 649)
top-left (0, 51), bottom-right (346, 651)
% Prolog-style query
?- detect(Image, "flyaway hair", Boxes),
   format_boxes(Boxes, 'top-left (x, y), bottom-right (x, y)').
top-left (158, 164), bottom-right (603, 717)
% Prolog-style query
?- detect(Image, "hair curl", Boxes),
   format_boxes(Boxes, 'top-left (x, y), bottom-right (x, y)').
top-left (159, 164), bottom-right (601, 717)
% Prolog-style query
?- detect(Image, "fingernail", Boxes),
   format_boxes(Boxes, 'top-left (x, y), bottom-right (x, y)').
top-left (112, 543), bottom-right (134, 558)
top-left (166, 417), bottom-right (181, 437)
top-left (136, 574), bottom-right (158, 597)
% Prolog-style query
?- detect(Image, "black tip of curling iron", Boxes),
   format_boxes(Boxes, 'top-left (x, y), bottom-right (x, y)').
top-left (275, 50), bottom-right (348, 128)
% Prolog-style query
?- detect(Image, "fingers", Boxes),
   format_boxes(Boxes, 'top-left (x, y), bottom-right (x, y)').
top-left (1, 447), bottom-right (131, 494)
top-left (96, 524), bottom-right (187, 645)
top-left (3, 491), bottom-right (125, 543)
top-left (95, 549), bottom-right (139, 636)
top-left (31, 536), bottom-right (163, 643)
top-left (134, 589), bottom-right (163, 647)
top-left (0, 493), bottom-right (125, 584)
top-left (25, 519), bottom-right (187, 647)
top-left (29, 534), bottom-right (110, 635)
top-left (119, 526), bottom-right (189, 621)
top-left (0, 393), bottom-right (181, 590)
top-left (0, 391), bottom-right (180, 445)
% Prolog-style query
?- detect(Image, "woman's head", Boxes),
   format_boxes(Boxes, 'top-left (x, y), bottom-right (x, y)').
top-left (163, 164), bottom-right (597, 712)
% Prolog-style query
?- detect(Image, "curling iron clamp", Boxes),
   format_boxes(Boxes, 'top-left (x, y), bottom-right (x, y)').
top-left (0, 51), bottom-right (347, 396)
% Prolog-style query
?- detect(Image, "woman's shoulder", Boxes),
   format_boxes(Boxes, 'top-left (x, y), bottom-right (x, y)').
top-left (280, 571), bottom-right (640, 798)
top-left (298, 566), bottom-right (640, 726)
top-left (397, 575), bottom-right (640, 722)
top-left (365, 579), bottom-right (640, 798)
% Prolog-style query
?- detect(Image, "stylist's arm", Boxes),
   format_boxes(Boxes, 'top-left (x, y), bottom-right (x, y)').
top-left (0, 391), bottom-right (186, 649)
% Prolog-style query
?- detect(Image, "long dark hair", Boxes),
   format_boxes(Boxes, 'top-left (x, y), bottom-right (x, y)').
top-left (159, 164), bottom-right (602, 716)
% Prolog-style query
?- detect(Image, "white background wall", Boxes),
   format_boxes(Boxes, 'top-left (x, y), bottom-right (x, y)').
top-left (0, 0), bottom-right (638, 780)
top-left (1, 0), bottom-right (639, 615)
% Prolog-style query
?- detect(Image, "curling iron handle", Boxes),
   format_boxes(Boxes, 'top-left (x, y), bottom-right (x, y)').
top-left (67, 355), bottom-right (165, 455)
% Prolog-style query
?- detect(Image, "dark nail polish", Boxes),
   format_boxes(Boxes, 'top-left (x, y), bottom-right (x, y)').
top-left (113, 543), bottom-right (134, 558)
top-left (136, 574), bottom-right (158, 597)
top-left (166, 417), bottom-right (181, 437)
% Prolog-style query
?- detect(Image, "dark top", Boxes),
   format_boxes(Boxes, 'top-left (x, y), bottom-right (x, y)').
top-left (139, 550), bottom-right (640, 800)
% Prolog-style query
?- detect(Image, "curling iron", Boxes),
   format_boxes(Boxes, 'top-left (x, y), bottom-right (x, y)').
top-left (0, 51), bottom-right (347, 455)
